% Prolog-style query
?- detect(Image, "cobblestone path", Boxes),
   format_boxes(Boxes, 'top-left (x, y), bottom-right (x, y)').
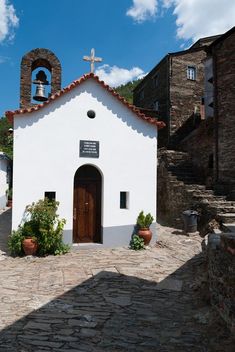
top-left (0, 210), bottom-right (233, 351)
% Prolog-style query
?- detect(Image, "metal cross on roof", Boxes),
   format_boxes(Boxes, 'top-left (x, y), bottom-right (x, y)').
top-left (83, 48), bottom-right (102, 73)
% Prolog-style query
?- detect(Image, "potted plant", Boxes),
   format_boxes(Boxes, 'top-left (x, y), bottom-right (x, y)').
top-left (136, 210), bottom-right (154, 245)
top-left (21, 220), bottom-right (38, 255)
top-left (8, 198), bottom-right (69, 257)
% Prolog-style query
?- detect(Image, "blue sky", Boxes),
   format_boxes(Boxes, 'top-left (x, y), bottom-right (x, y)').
top-left (0, 0), bottom-right (234, 117)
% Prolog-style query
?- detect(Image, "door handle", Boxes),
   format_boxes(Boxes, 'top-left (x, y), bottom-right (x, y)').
top-left (73, 208), bottom-right (76, 220)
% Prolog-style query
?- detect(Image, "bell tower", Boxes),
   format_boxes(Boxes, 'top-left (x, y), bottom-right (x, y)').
top-left (20, 48), bottom-right (61, 108)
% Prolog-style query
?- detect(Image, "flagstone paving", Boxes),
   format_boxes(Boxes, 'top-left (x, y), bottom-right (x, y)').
top-left (0, 209), bottom-right (234, 351)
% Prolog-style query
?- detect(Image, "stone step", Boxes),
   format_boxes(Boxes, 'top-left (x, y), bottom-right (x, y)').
top-left (209, 206), bottom-right (235, 214)
top-left (170, 169), bottom-right (194, 175)
top-left (208, 200), bottom-right (235, 207)
top-left (221, 223), bottom-right (235, 232)
top-left (169, 180), bottom-right (184, 187)
top-left (217, 213), bottom-right (235, 223)
top-left (188, 190), bottom-right (214, 196)
top-left (176, 176), bottom-right (199, 182)
top-left (185, 185), bottom-right (207, 191)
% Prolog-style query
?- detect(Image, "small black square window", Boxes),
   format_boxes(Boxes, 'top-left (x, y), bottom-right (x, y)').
top-left (44, 192), bottom-right (56, 201)
top-left (120, 192), bottom-right (129, 209)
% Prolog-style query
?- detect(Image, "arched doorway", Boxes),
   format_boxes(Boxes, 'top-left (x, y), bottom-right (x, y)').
top-left (73, 165), bottom-right (102, 243)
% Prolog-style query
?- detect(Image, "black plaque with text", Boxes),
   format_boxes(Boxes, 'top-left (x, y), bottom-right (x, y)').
top-left (80, 140), bottom-right (99, 158)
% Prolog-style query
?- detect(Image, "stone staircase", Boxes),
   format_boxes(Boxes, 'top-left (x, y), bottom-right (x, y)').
top-left (158, 149), bottom-right (235, 230)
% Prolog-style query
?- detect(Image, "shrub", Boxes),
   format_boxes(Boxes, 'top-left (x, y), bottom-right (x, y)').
top-left (8, 228), bottom-right (24, 256)
top-left (130, 234), bottom-right (145, 250)
top-left (8, 198), bottom-right (70, 256)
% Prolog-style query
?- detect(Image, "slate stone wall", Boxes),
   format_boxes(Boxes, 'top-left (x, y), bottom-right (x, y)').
top-left (133, 48), bottom-right (207, 147)
top-left (179, 117), bottom-right (214, 187)
top-left (213, 32), bottom-right (235, 185)
top-left (133, 57), bottom-right (169, 147)
top-left (157, 149), bottom-right (194, 228)
top-left (207, 233), bottom-right (235, 334)
top-left (20, 48), bottom-right (62, 108)
top-left (169, 50), bottom-right (206, 146)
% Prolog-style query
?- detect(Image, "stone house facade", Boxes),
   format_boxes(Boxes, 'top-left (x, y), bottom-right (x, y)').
top-left (133, 35), bottom-right (220, 147)
top-left (179, 27), bottom-right (235, 192)
top-left (207, 27), bottom-right (235, 191)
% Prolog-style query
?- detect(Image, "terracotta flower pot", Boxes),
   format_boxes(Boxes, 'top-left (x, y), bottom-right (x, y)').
top-left (7, 200), bottom-right (12, 208)
top-left (22, 238), bottom-right (38, 256)
top-left (138, 228), bottom-right (152, 245)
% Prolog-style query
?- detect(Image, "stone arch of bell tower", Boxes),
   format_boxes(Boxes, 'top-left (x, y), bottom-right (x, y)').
top-left (20, 48), bottom-right (62, 108)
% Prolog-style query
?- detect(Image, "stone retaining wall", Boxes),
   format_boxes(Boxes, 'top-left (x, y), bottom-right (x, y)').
top-left (207, 233), bottom-right (235, 334)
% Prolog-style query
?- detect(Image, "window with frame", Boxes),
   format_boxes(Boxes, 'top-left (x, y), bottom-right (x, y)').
top-left (187, 66), bottom-right (196, 80)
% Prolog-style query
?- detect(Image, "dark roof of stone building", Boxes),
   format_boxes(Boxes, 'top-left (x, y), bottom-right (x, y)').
top-left (190, 34), bottom-right (222, 49)
top-left (6, 73), bottom-right (165, 129)
top-left (207, 26), bottom-right (235, 51)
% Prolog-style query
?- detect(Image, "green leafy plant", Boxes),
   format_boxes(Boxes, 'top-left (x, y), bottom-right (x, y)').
top-left (130, 234), bottom-right (145, 250)
top-left (8, 228), bottom-right (24, 256)
top-left (6, 188), bottom-right (12, 200)
top-left (0, 116), bottom-right (13, 159)
top-left (136, 211), bottom-right (154, 229)
top-left (25, 198), bottom-right (69, 256)
top-left (8, 198), bottom-right (70, 256)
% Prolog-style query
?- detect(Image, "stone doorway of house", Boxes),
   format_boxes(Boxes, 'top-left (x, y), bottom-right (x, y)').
top-left (73, 165), bottom-right (101, 243)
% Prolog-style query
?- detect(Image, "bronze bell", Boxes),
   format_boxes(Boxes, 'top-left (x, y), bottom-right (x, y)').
top-left (33, 83), bottom-right (48, 102)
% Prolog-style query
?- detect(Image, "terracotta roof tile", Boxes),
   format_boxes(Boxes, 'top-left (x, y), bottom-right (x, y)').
top-left (6, 73), bottom-right (165, 129)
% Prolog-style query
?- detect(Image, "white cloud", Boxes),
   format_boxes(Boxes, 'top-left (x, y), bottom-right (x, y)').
top-left (0, 0), bottom-right (19, 43)
top-left (126, 0), bottom-right (158, 23)
top-left (162, 0), bottom-right (235, 42)
top-left (95, 64), bottom-right (146, 87)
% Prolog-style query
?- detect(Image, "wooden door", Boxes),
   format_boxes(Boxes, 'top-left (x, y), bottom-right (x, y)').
top-left (73, 166), bottom-right (101, 243)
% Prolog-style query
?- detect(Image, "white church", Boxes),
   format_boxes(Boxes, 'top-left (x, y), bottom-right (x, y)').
top-left (6, 48), bottom-right (164, 247)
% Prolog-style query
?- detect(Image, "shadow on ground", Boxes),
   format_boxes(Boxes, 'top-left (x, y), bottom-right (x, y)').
top-left (0, 252), bottom-right (233, 352)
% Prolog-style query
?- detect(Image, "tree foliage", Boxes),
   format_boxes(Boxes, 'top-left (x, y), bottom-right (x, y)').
top-left (0, 116), bottom-right (13, 159)
top-left (115, 79), bottom-right (142, 104)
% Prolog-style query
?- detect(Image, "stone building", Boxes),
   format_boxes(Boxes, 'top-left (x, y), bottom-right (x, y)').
top-left (180, 26), bottom-right (235, 191)
top-left (6, 48), bottom-right (165, 247)
top-left (133, 35), bottom-right (220, 147)
top-left (206, 26), bottom-right (235, 194)
top-left (157, 26), bottom-right (235, 229)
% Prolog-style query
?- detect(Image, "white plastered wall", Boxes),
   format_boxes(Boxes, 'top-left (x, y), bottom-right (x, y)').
top-left (12, 79), bottom-right (158, 243)
top-left (0, 157), bottom-right (8, 209)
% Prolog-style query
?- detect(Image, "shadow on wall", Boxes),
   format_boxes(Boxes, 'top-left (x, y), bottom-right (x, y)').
top-left (0, 253), bottom-right (233, 351)
top-left (169, 113), bottom-right (201, 148)
top-left (0, 208), bottom-right (11, 253)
